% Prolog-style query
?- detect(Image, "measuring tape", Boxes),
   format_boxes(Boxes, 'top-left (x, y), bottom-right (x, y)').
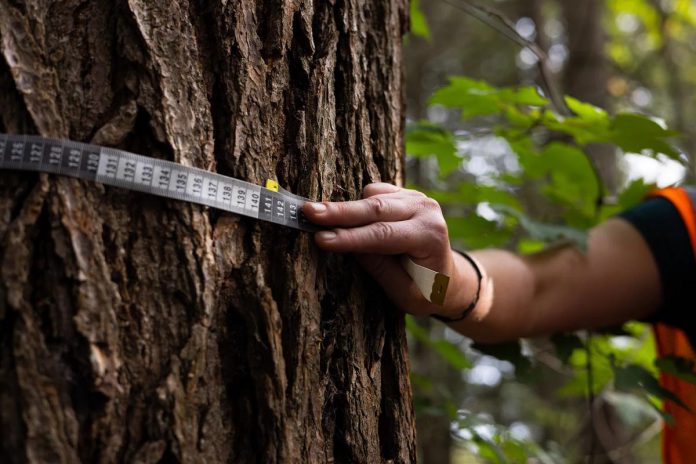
top-left (0, 133), bottom-right (450, 306)
top-left (0, 133), bottom-right (317, 232)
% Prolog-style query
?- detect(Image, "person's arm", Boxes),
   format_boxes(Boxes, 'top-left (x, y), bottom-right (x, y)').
top-left (303, 183), bottom-right (662, 344)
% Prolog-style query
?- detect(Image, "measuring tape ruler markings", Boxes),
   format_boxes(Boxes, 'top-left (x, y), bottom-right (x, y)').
top-left (0, 133), bottom-right (316, 232)
top-left (0, 133), bottom-right (450, 306)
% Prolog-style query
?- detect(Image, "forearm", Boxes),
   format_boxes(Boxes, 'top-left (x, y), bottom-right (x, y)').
top-left (444, 248), bottom-right (537, 343)
top-left (442, 220), bottom-right (662, 343)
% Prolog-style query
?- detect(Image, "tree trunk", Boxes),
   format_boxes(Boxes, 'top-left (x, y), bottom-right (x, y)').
top-left (0, 1), bottom-right (416, 463)
top-left (561, 0), bottom-right (618, 195)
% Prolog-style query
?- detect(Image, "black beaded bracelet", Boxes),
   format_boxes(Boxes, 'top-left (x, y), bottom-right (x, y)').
top-left (430, 250), bottom-right (483, 323)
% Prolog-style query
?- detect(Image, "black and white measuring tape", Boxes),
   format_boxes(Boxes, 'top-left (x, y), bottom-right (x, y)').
top-left (0, 133), bottom-right (450, 306)
top-left (0, 133), bottom-right (316, 232)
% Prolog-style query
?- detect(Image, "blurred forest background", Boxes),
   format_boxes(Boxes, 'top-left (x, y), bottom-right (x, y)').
top-left (403, 1), bottom-right (696, 463)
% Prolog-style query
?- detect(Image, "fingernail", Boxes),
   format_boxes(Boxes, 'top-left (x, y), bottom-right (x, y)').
top-left (307, 202), bottom-right (327, 214)
top-left (317, 231), bottom-right (337, 241)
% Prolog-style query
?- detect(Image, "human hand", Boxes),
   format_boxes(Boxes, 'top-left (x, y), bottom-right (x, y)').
top-left (303, 183), bottom-right (467, 318)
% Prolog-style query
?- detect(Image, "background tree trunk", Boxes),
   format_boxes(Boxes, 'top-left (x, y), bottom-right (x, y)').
top-left (561, 0), bottom-right (619, 195)
top-left (559, 5), bottom-right (632, 462)
top-left (0, 1), bottom-right (416, 463)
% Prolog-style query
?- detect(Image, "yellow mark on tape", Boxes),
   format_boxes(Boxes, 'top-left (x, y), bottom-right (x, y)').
top-left (266, 179), bottom-right (280, 192)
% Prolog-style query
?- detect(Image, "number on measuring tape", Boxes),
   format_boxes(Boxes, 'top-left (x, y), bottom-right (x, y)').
top-left (203, 177), bottom-right (218, 203)
top-left (247, 189), bottom-right (260, 213)
top-left (63, 146), bottom-right (82, 171)
top-left (186, 174), bottom-right (204, 198)
top-left (153, 165), bottom-right (171, 190)
top-left (169, 169), bottom-right (187, 195)
top-left (9, 139), bottom-right (24, 164)
top-left (0, 133), bottom-right (317, 232)
top-left (135, 161), bottom-right (154, 186)
top-left (232, 185), bottom-right (247, 210)
top-left (117, 157), bottom-right (137, 182)
top-left (82, 149), bottom-right (100, 176)
top-left (26, 140), bottom-right (44, 166)
top-left (98, 152), bottom-right (119, 178)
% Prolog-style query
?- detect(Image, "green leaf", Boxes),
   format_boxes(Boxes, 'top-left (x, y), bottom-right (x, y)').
top-left (500, 438), bottom-right (532, 463)
top-left (426, 183), bottom-right (522, 210)
top-left (655, 355), bottom-right (696, 384)
top-left (430, 77), bottom-right (548, 119)
top-left (409, 0), bottom-right (430, 40)
top-left (406, 122), bottom-right (460, 176)
top-left (521, 142), bottom-right (600, 219)
top-left (503, 105), bottom-right (536, 128)
top-left (516, 238), bottom-right (546, 255)
top-left (405, 315), bottom-right (430, 343)
top-left (432, 340), bottom-right (473, 370)
top-left (447, 215), bottom-right (512, 249)
top-left (617, 178), bottom-right (654, 210)
top-left (410, 372), bottom-right (434, 393)
top-left (614, 364), bottom-right (690, 411)
top-left (494, 205), bottom-right (588, 251)
top-left (542, 110), bottom-right (679, 159)
top-left (470, 430), bottom-right (537, 464)
top-left (608, 113), bottom-right (680, 159)
top-left (565, 96), bottom-right (607, 122)
top-left (558, 362), bottom-right (613, 397)
top-left (430, 77), bottom-right (500, 117)
top-left (405, 316), bottom-right (472, 370)
top-left (550, 333), bottom-right (585, 365)
top-left (506, 86), bottom-right (549, 107)
top-left (474, 435), bottom-right (508, 464)
top-left (557, 339), bottom-right (614, 397)
top-left (542, 110), bottom-right (611, 145)
top-left (648, 400), bottom-right (675, 426)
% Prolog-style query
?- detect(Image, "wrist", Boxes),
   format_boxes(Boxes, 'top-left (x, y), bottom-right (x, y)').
top-left (432, 249), bottom-right (484, 322)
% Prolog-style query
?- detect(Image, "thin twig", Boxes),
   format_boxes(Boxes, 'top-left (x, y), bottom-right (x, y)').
top-left (442, 0), bottom-right (571, 116)
top-left (586, 332), bottom-right (597, 464)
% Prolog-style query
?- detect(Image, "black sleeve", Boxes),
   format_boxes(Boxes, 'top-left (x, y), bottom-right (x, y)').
top-left (619, 197), bottom-right (696, 336)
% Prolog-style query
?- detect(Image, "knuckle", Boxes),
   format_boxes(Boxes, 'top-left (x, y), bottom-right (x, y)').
top-left (373, 221), bottom-right (394, 241)
top-left (331, 202), bottom-right (344, 215)
top-left (409, 189), bottom-right (427, 198)
top-left (367, 197), bottom-right (390, 217)
top-left (419, 197), bottom-right (441, 212)
top-left (428, 215), bottom-right (449, 240)
top-left (334, 228), bottom-right (353, 246)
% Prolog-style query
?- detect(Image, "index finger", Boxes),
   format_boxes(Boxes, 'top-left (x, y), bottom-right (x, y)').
top-left (303, 195), bottom-right (419, 227)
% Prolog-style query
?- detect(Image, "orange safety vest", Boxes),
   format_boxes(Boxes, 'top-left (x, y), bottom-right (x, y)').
top-left (648, 187), bottom-right (696, 464)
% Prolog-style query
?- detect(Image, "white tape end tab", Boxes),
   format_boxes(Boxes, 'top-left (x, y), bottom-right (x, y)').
top-left (400, 256), bottom-right (450, 306)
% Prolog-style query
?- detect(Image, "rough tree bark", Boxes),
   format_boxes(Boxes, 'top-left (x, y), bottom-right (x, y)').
top-left (0, 1), bottom-right (416, 463)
